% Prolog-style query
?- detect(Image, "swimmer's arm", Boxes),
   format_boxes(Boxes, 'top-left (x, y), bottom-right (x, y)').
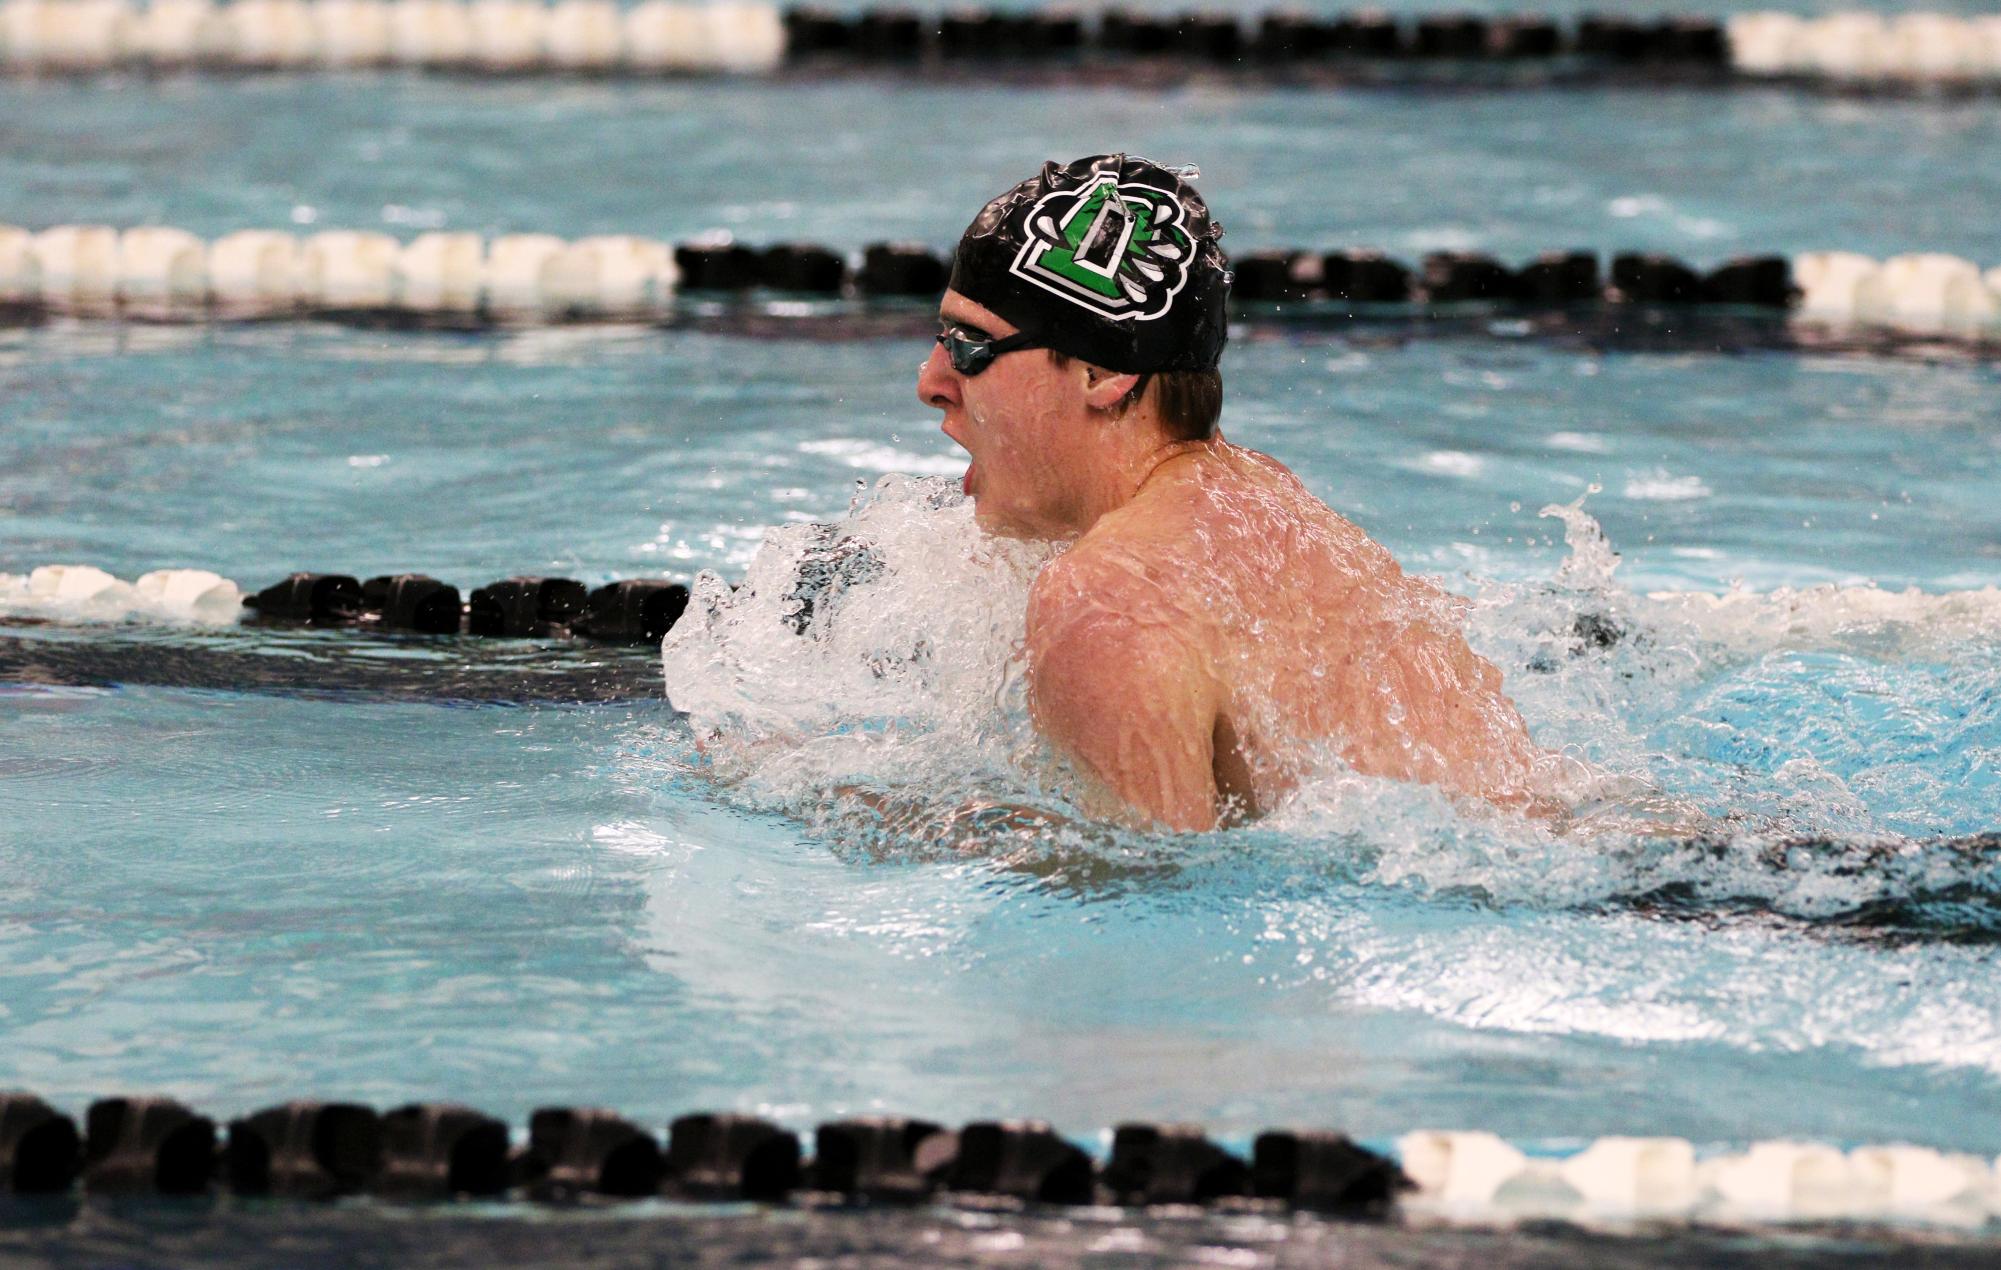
top-left (1024, 583), bottom-right (1220, 833)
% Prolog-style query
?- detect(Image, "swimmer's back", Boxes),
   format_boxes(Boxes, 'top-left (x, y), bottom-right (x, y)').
top-left (1026, 442), bottom-right (1546, 819)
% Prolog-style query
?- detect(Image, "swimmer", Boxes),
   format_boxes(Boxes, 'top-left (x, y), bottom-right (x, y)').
top-left (919, 154), bottom-right (1553, 831)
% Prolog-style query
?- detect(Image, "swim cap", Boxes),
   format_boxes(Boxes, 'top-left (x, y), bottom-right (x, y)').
top-left (947, 154), bottom-right (1229, 374)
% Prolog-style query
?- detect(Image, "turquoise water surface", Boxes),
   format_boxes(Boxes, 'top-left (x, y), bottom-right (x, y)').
top-left (4, 65), bottom-right (2001, 1176)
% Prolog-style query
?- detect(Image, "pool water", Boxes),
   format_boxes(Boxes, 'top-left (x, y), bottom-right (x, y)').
top-left (7, 74), bottom-right (2001, 264)
top-left (5, 43), bottom-right (2001, 1207)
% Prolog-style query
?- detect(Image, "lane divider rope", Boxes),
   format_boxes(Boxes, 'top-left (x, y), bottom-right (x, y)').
top-left (0, 0), bottom-right (788, 73)
top-left (3, 223), bottom-right (1999, 341)
top-left (1, 565), bottom-right (690, 643)
top-left (4, 4), bottom-right (2001, 88)
top-left (2, 1092), bottom-right (1997, 1228)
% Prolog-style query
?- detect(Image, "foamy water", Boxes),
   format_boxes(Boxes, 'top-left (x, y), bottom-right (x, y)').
top-left (646, 474), bottom-right (2001, 948)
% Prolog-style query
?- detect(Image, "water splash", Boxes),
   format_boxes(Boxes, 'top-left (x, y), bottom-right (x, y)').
top-left (660, 474), bottom-right (1076, 852)
top-left (658, 478), bottom-right (2001, 941)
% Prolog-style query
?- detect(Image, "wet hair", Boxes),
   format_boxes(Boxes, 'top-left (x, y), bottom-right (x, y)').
top-left (1049, 351), bottom-right (1224, 443)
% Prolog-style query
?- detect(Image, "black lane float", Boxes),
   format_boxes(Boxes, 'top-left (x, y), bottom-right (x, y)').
top-left (0, 1091), bottom-right (1410, 1215)
top-left (786, 6), bottom-right (1737, 74)
top-left (1223, 248), bottom-right (1796, 308)
top-left (0, 570), bottom-right (695, 705)
top-left (242, 572), bottom-right (690, 644)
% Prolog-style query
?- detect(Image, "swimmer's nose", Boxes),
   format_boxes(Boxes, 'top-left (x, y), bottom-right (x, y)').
top-left (917, 338), bottom-right (959, 411)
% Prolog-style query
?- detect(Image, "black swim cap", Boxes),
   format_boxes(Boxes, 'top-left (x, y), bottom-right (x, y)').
top-left (947, 154), bottom-right (1229, 374)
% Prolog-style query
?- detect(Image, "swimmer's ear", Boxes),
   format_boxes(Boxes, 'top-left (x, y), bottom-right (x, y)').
top-left (1080, 365), bottom-right (1141, 410)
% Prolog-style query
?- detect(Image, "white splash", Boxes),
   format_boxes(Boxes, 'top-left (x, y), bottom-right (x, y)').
top-left (660, 473), bottom-right (1065, 832)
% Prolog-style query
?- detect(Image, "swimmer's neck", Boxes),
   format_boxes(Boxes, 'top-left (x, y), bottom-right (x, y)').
top-left (1045, 434), bottom-right (1222, 542)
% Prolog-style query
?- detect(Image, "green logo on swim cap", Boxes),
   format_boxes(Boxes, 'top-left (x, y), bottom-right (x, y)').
top-left (1009, 175), bottom-right (1194, 322)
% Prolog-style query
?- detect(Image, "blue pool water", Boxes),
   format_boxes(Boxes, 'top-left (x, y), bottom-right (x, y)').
top-left (6, 76), bottom-right (2001, 265)
top-left (4, 56), bottom-right (2001, 1196)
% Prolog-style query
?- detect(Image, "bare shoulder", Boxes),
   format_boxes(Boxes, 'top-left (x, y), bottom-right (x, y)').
top-left (1227, 442), bottom-right (1304, 484)
top-left (1025, 498), bottom-right (1216, 671)
top-left (1025, 537), bottom-right (1172, 649)
top-left (1025, 440), bottom-right (1363, 652)
top-left (1022, 524), bottom-right (1223, 832)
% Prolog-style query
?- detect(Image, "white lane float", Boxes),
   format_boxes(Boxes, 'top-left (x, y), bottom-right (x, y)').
top-left (299, 229), bottom-right (399, 308)
top-left (482, 231), bottom-right (565, 318)
top-left (0, 0), bottom-right (792, 73)
top-left (13, 0), bottom-right (135, 69)
top-left (1559, 1136), bottom-right (1699, 1216)
top-left (0, 0), bottom-right (40, 67)
top-left (625, 0), bottom-right (710, 70)
top-left (1383, 1134), bottom-right (2000, 1227)
top-left (1703, 1141), bottom-right (1854, 1221)
top-left (1725, 12), bottom-right (1806, 76)
top-left (394, 230), bottom-right (484, 312)
top-left (387, 0), bottom-right (471, 64)
top-left (545, 0), bottom-right (620, 69)
top-left (229, 0), bottom-right (317, 66)
top-left (207, 229), bottom-right (301, 314)
top-left (133, 569), bottom-right (244, 622)
top-left (131, 0), bottom-right (233, 63)
top-left (0, 224), bottom-right (40, 304)
top-left (0, 565), bottom-right (245, 623)
top-left (312, 0), bottom-right (392, 65)
top-left (1847, 1145), bottom-right (1991, 1219)
top-left (467, 0), bottom-right (546, 69)
top-left (1887, 13), bottom-right (1978, 81)
top-left (1854, 253), bottom-right (1997, 334)
top-left (1798, 13), bottom-right (1891, 82)
top-left (707, 0), bottom-right (783, 73)
top-left (1792, 250), bottom-right (1881, 323)
top-left (116, 226), bottom-right (209, 313)
top-left (1980, 18), bottom-right (2001, 78)
top-left (1397, 1131), bottom-right (1529, 1208)
top-left (1725, 11), bottom-right (2001, 84)
top-left (33, 224), bottom-right (121, 311)
top-left (2, 0), bottom-right (81, 71)
top-left (19, 564), bottom-right (136, 610)
top-left (543, 234), bottom-right (675, 317)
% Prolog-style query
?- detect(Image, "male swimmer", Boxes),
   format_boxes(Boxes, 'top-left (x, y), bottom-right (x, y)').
top-left (918, 154), bottom-right (1552, 831)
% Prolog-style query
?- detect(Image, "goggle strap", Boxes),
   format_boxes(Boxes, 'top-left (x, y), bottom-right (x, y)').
top-left (984, 331), bottom-right (1043, 358)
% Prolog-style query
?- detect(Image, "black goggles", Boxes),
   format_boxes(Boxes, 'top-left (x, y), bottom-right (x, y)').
top-left (936, 324), bottom-right (1042, 377)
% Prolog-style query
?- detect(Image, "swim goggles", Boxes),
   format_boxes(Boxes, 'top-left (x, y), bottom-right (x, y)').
top-left (936, 323), bottom-right (1043, 376)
